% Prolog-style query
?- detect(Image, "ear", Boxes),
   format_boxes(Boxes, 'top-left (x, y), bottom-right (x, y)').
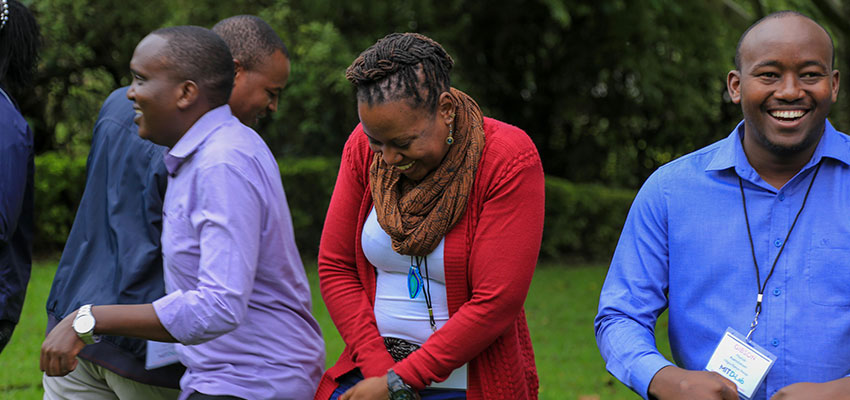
top-left (727, 70), bottom-right (742, 104)
top-left (437, 91), bottom-right (455, 124)
top-left (831, 69), bottom-right (840, 103)
top-left (175, 80), bottom-right (201, 110)
top-left (233, 58), bottom-right (244, 84)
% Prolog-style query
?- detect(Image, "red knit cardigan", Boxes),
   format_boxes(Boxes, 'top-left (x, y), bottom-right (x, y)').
top-left (314, 117), bottom-right (544, 400)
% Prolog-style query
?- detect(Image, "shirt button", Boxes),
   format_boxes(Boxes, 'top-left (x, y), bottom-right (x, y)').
top-left (778, 193), bottom-right (785, 201)
top-left (773, 288), bottom-right (781, 296)
top-left (774, 239), bottom-right (782, 247)
top-left (772, 338), bottom-right (780, 347)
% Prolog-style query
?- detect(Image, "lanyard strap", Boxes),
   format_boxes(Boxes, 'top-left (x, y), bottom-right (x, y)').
top-left (739, 162), bottom-right (821, 340)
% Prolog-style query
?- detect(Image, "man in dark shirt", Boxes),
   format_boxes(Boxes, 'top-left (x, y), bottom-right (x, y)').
top-left (43, 15), bottom-right (291, 399)
top-left (0, 0), bottom-right (40, 355)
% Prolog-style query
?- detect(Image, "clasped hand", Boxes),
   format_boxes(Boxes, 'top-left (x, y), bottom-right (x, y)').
top-left (40, 311), bottom-right (85, 377)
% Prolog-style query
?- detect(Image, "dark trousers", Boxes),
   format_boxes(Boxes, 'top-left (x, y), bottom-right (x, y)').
top-left (328, 369), bottom-right (466, 400)
top-left (186, 392), bottom-right (244, 400)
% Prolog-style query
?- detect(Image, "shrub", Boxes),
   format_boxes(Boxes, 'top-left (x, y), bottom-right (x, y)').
top-left (279, 157), bottom-right (340, 259)
top-left (541, 176), bottom-right (636, 262)
top-left (32, 153), bottom-right (636, 264)
top-left (33, 152), bottom-right (88, 254)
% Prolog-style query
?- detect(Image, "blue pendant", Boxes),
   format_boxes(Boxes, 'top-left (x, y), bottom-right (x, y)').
top-left (407, 265), bottom-right (423, 299)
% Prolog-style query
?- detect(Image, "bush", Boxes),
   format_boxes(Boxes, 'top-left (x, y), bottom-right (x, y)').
top-left (541, 176), bottom-right (636, 262)
top-left (33, 152), bottom-right (88, 254)
top-left (279, 157), bottom-right (340, 259)
top-left (32, 154), bottom-right (636, 263)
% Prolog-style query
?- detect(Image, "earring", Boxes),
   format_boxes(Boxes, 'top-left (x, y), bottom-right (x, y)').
top-left (446, 113), bottom-right (456, 145)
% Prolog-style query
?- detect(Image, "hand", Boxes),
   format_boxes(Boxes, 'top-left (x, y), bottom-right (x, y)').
top-left (648, 366), bottom-right (739, 400)
top-left (40, 311), bottom-right (85, 376)
top-left (339, 375), bottom-right (389, 400)
top-left (771, 377), bottom-right (850, 400)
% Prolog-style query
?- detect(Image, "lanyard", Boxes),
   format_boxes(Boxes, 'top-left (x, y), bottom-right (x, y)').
top-left (738, 162), bottom-right (821, 341)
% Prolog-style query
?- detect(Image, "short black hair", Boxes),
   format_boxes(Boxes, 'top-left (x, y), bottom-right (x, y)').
top-left (345, 32), bottom-right (453, 114)
top-left (734, 10), bottom-right (834, 70)
top-left (0, 0), bottom-right (41, 91)
top-left (212, 15), bottom-right (289, 71)
top-left (151, 26), bottom-right (234, 107)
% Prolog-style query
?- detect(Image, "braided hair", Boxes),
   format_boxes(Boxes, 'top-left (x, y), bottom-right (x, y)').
top-left (0, 0), bottom-right (41, 91)
top-left (346, 33), bottom-right (453, 113)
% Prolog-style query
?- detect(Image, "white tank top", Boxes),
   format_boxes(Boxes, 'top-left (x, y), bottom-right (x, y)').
top-left (362, 207), bottom-right (467, 389)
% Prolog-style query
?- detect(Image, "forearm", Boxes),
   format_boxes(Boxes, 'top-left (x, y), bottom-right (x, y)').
top-left (91, 304), bottom-right (176, 342)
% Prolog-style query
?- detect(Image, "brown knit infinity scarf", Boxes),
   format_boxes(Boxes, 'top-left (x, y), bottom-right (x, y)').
top-left (370, 87), bottom-right (485, 256)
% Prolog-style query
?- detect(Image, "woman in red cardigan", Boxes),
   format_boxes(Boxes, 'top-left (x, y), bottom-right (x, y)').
top-left (316, 32), bottom-right (544, 400)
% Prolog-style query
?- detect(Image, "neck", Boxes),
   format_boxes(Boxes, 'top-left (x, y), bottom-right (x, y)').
top-left (741, 132), bottom-right (820, 190)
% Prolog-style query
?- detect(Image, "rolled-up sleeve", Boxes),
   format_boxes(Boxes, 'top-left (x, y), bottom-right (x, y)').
top-left (154, 163), bottom-right (262, 345)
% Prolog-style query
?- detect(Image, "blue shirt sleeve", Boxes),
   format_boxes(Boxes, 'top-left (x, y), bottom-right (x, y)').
top-left (594, 169), bottom-right (675, 399)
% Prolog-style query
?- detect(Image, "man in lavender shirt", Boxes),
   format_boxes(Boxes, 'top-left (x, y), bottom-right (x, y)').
top-left (40, 26), bottom-right (325, 400)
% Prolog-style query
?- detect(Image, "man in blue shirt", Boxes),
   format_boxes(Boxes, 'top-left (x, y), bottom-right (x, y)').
top-left (0, 0), bottom-right (39, 355)
top-left (595, 11), bottom-right (850, 400)
top-left (43, 16), bottom-right (293, 399)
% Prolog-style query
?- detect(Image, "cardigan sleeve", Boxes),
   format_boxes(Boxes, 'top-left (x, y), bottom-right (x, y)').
top-left (393, 129), bottom-right (546, 389)
top-left (318, 129), bottom-right (396, 378)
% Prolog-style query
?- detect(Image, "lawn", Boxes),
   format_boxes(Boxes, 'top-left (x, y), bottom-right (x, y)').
top-left (0, 261), bottom-right (670, 399)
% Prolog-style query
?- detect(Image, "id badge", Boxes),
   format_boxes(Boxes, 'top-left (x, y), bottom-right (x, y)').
top-left (705, 327), bottom-right (776, 399)
top-left (145, 340), bottom-right (180, 370)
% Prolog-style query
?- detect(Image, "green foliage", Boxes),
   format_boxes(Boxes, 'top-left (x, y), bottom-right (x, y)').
top-left (22, 0), bottom-right (850, 188)
top-left (33, 152), bottom-right (87, 254)
top-left (542, 176), bottom-right (636, 262)
top-left (279, 157), bottom-right (340, 258)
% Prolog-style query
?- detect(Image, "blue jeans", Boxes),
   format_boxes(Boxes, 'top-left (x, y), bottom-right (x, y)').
top-left (329, 370), bottom-right (466, 400)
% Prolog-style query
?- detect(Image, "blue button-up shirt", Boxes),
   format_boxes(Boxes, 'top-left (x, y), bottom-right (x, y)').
top-left (45, 87), bottom-right (184, 387)
top-left (151, 105), bottom-right (324, 400)
top-left (595, 120), bottom-right (850, 400)
top-left (0, 87), bottom-right (33, 327)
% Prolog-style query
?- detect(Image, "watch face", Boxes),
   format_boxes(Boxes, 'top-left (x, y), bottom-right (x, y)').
top-left (74, 315), bottom-right (95, 333)
top-left (390, 391), bottom-right (415, 400)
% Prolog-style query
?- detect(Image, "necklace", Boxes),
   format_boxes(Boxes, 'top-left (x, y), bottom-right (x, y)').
top-left (408, 256), bottom-right (437, 332)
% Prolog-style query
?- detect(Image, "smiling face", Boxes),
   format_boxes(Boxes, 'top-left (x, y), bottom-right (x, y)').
top-left (728, 15), bottom-right (840, 162)
top-left (229, 50), bottom-right (290, 126)
top-left (127, 34), bottom-right (185, 147)
top-left (358, 93), bottom-right (454, 182)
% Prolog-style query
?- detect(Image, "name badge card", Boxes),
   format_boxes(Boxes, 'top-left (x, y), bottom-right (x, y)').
top-left (705, 328), bottom-right (776, 399)
top-left (145, 340), bottom-right (180, 370)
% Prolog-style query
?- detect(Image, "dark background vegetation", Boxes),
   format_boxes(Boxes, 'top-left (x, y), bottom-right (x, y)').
top-left (15, 0), bottom-right (850, 260)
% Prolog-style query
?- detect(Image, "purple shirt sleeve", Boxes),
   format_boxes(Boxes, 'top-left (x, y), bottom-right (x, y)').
top-left (153, 163), bottom-right (262, 345)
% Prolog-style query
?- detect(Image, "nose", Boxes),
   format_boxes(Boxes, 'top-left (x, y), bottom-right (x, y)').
top-left (268, 99), bottom-right (278, 113)
top-left (774, 75), bottom-right (803, 101)
top-left (126, 85), bottom-right (135, 100)
top-left (380, 146), bottom-right (403, 165)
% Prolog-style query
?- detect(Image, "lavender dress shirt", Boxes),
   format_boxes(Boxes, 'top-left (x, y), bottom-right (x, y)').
top-left (152, 105), bottom-right (324, 399)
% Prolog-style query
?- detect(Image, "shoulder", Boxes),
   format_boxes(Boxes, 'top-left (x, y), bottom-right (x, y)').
top-left (477, 117), bottom-right (542, 180)
top-left (649, 138), bottom-right (726, 184)
top-left (96, 87), bottom-right (136, 129)
top-left (197, 120), bottom-right (276, 177)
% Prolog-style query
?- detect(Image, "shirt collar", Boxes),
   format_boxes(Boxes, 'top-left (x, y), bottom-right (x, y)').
top-left (706, 119), bottom-right (850, 176)
top-left (163, 104), bottom-right (234, 175)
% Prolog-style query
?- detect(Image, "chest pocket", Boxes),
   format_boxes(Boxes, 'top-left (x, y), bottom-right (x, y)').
top-left (162, 205), bottom-right (198, 258)
top-left (806, 235), bottom-right (850, 307)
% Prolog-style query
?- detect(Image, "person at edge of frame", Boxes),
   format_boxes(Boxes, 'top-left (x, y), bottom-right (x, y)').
top-left (595, 10), bottom-right (850, 400)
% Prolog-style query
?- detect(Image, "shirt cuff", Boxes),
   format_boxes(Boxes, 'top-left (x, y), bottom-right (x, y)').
top-left (153, 289), bottom-right (205, 344)
top-left (631, 354), bottom-right (674, 400)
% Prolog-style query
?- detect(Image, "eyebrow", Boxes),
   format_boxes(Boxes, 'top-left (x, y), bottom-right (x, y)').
top-left (751, 59), bottom-right (829, 70)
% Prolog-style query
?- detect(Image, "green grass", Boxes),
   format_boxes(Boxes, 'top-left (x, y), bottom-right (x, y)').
top-left (0, 261), bottom-right (670, 399)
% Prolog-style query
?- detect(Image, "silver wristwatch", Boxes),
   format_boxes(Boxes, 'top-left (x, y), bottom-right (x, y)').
top-left (72, 304), bottom-right (100, 345)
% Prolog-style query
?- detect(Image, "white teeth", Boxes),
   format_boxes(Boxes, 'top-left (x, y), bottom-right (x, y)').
top-left (396, 161), bottom-right (415, 171)
top-left (770, 110), bottom-right (805, 119)
top-left (134, 110), bottom-right (143, 116)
